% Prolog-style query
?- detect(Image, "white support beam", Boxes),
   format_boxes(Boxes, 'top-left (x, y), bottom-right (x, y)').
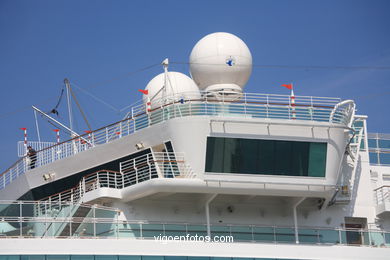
top-left (205, 194), bottom-right (218, 238)
top-left (292, 197), bottom-right (306, 244)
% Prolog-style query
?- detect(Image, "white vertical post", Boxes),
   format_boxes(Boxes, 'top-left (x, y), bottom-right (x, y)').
top-left (205, 194), bottom-right (218, 238)
top-left (338, 229), bottom-right (342, 244)
top-left (19, 201), bottom-right (22, 237)
top-left (93, 205), bottom-right (96, 237)
top-left (293, 197), bottom-right (305, 244)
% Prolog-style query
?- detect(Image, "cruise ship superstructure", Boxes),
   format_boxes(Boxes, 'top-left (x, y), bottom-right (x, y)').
top-left (1, 32), bottom-right (390, 260)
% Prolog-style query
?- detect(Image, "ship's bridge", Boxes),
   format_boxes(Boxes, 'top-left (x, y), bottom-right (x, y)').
top-left (0, 91), bottom-right (356, 203)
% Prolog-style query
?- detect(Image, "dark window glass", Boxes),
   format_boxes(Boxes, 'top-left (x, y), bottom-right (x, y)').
top-left (258, 140), bottom-right (274, 174)
top-left (308, 143), bottom-right (327, 177)
top-left (205, 137), bottom-right (326, 177)
top-left (205, 137), bottom-right (224, 172)
top-left (223, 138), bottom-right (239, 173)
top-left (274, 141), bottom-right (292, 176)
top-left (291, 142), bottom-right (309, 176)
top-left (240, 138), bottom-right (258, 174)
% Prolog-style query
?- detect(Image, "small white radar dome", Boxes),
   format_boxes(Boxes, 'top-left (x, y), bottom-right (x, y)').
top-left (143, 71), bottom-right (201, 109)
top-left (189, 32), bottom-right (252, 95)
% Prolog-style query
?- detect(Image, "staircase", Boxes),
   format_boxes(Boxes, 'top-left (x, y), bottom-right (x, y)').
top-left (59, 205), bottom-right (92, 237)
top-left (332, 127), bottom-right (364, 205)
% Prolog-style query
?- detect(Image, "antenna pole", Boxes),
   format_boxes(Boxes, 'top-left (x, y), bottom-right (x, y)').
top-left (64, 78), bottom-right (74, 137)
top-left (33, 110), bottom-right (41, 143)
top-left (162, 58), bottom-right (169, 103)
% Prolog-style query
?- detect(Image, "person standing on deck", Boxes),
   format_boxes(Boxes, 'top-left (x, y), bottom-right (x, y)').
top-left (27, 146), bottom-right (37, 169)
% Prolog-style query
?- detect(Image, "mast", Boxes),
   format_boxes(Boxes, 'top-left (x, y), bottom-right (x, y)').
top-left (64, 78), bottom-right (74, 137)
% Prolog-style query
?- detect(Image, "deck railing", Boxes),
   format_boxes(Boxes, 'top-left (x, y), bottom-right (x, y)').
top-left (0, 92), bottom-right (350, 191)
top-left (374, 186), bottom-right (390, 206)
top-left (38, 152), bottom-right (194, 204)
top-left (0, 201), bottom-right (389, 247)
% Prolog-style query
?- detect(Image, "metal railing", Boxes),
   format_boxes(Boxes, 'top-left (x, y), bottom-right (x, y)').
top-left (39, 170), bottom-right (122, 205)
top-left (17, 141), bottom-right (56, 157)
top-left (0, 201), bottom-right (389, 247)
top-left (0, 91), bottom-right (350, 191)
top-left (39, 152), bottom-right (194, 204)
top-left (149, 152), bottom-right (195, 178)
top-left (374, 186), bottom-right (390, 206)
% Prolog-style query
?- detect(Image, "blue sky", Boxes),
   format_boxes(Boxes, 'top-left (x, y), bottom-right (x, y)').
top-left (0, 0), bottom-right (389, 169)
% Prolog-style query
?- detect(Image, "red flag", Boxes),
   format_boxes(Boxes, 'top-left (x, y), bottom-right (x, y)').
top-left (281, 84), bottom-right (293, 90)
top-left (138, 89), bottom-right (148, 95)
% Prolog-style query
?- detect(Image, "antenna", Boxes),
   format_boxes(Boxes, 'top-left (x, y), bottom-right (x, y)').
top-left (146, 58), bottom-right (172, 103)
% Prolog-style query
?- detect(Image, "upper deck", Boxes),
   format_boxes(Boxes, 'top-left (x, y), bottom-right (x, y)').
top-left (0, 91), bottom-right (354, 191)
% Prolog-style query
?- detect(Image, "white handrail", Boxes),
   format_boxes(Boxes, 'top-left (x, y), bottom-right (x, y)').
top-left (329, 100), bottom-right (355, 127)
top-left (39, 151), bottom-right (195, 204)
top-left (1, 91), bottom-right (346, 190)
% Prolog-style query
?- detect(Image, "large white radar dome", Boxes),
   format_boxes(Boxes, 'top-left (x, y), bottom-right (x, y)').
top-left (143, 71), bottom-right (201, 109)
top-left (189, 32), bottom-right (252, 95)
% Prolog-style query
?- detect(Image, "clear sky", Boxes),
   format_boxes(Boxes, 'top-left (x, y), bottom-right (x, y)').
top-left (0, 0), bottom-right (389, 170)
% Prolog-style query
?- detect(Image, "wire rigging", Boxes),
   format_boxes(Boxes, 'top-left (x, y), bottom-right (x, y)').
top-left (170, 61), bottom-right (390, 71)
top-left (71, 82), bottom-right (120, 113)
top-left (69, 86), bottom-right (92, 131)
top-left (83, 63), bottom-right (161, 90)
